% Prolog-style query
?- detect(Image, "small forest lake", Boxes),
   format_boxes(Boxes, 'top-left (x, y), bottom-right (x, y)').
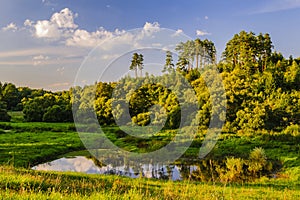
top-left (32, 154), bottom-right (199, 181)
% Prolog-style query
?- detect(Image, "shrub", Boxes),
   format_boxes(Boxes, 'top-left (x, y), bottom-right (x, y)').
top-left (283, 124), bottom-right (300, 137)
top-left (0, 101), bottom-right (11, 122)
top-left (132, 112), bottom-right (150, 126)
top-left (223, 157), bottom-right (245, 182)
top-left (247, 147), bottom-right (267, 178)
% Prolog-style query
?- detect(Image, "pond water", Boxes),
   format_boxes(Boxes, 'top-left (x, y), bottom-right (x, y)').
top-left (32, 156), bottom-right (198, 181)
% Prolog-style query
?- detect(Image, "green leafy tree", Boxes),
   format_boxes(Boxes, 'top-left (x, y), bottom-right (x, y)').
top-left (130, 53), bottom-right (139, 78)
top-left (2, 83), bottom-right (20, 110)
top-left (176, 39), bottom-right (216, 70)
top-left (0, 101), bottom-right (11, 122)
top-left (284, 61), bottom-right (300, 90)
top-left (222, 31), bottom-right (273, 73)
top-left (23, 92), bottom-right (73, 122)
top-left (130, 53), bottom-right (144, 78)
top-left (23, 99), bottom-right (45, 122)
top-left (137, 54), bottom-right (144, 77)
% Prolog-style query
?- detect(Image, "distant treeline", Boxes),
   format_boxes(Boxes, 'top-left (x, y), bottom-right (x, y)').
top-left (0, 30), bottom-right (299, 134)
top-left (0, 83), bottom-right (73, 122)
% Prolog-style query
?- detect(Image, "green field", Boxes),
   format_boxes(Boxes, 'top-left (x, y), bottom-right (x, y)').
top-left (0, 113), bottom-right (300, 199)
top-left (1, 165), bottom-right (300, 200)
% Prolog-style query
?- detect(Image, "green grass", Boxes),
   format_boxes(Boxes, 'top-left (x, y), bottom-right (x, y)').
top-left (1, 165), bottom-right (300, 199)
top-left (0, 122), bottom-right (84, 167)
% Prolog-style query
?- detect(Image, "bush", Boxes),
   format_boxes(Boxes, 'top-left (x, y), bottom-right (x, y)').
top-left (283, 124), bottom-right (300, 137)
top-left (194, 147), bottom-right (274, 183)
top-left (132, 112), bottom-right (150, 126)
top-left (0, 101), bottom-right (11, 122)
top-left (247, 147), bottom-right (267, 178)
top-left (223, 157), bottom-right (245, 182)
top-left (0, 109), bottom-right (10, 122)
top-left (43, 105), bottom-right (63, 122)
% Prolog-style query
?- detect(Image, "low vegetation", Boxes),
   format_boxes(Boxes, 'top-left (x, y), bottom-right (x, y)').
top-left (1, 165), bottom-right (300, 200)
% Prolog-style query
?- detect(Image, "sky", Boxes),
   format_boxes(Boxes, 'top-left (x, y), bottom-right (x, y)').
top-left (1, 0), bottom-right (300, 91)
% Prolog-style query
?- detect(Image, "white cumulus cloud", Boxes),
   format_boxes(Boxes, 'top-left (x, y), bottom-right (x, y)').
top-left (2, 23), bottom-right (18, 32)
top-left (35, 20), bottom-right (61, 39)
top-left (142, 21), bottom-right (160, 36)
top-left (24, 19), bottom-right (34, 27)
top-left (24, 9), bottom-right (165, 50)
top-left (66, 27), bottom-right (114, 47)
top-left (143, 21), bottom-right (160, 31)
top-left (196, 29), bottom-right (211, 36)
top-left (50, 8), bottom-right (78, 29)
top-left (33, 8), bottom-right (78, 39)
top-left (172, 29), bottom-right (184, 37)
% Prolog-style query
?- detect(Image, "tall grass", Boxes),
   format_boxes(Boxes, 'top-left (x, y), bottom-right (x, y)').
top-left (0, 165), bottom-right (300, 199)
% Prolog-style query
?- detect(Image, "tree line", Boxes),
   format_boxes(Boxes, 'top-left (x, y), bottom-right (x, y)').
top-left (1, 31), bottom-right (299, 136)
top-left (0, 84), bottom-right (73, 122)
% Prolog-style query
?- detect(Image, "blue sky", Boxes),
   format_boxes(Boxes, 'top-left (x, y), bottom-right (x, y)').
top-left (1, 0), bottom-right (300, 90)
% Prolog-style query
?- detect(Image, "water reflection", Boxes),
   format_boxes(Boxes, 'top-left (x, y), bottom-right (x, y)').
top-left (32, 156), bottom-right (197, 181)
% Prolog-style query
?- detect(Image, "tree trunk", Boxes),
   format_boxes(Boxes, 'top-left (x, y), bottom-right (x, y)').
top-left (135, 68), bottom-right (138, 78)
top-left (196, 54), bottom-right (199, 69)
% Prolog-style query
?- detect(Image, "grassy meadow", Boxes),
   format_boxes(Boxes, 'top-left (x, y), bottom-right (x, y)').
top-left (0, 112), bottom-right (300, 199)
top-left (1, 165), bottom-right (300, 200)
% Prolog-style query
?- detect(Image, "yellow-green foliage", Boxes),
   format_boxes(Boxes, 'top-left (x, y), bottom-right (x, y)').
top-left (283, 124), bottom-right (300, 137)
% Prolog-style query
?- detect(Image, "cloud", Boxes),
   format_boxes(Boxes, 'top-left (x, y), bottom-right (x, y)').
top-left (33, 54), bottom-right (50, 66)
top-left (1, 7), bottom-right (190, 90)
top-left (24, 8), bottom-right (164, 50)
top-left (204, 16), bottom-right (209, 20)
top-left (143, 22), bottom-right (160, 31)
top-left (172, 29), bottom-right (184, 37)
top-left (66, 22), bottom-right (162, 49)
top-left (66, 27), bottom-right (114, 47)
top-left (0, 46), bottom-right (84, 67)
top-left (253, 0), bottom-right (300, 14)
top-left (47, 82), bottom-right (70, 88)
top-left (35, 20), bottom-right (61, 39)
top-left (0, 46), bottom-right (87, 58)
top-left (100, 54), bottom-right (121, 60)
top-left (132, 21), bottom-right (162, 46)
top-left (33, 8), bottom-right (77, 39)
top-left (152, 43), bottom-right (162, 47)
top-left (24, 19), bottom-right (34, 27)
top-left (42, 0), bottom-right (57, 7)
top-left (33, 55), bottom-right (49, 60)
top-left (141, 21), bottom-right (160, 37)
top-left (56, 67), bottom-right (65, 75)
top-left (0, 57), bottom-right (80, 66)
top-left (196, 29), bottom-right (210, 36)
top-left (50, 8), bottom-right (78, 29)
top-left (2, 23), bottom-right (18, 32)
